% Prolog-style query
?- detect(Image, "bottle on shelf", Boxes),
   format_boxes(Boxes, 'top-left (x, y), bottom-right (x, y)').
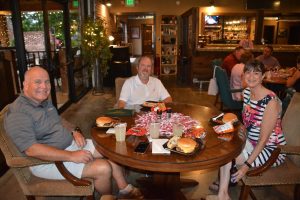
top-left (167, 48), bottom-right (170, 55)
top-left (161, 15), bottom-right (178, 75)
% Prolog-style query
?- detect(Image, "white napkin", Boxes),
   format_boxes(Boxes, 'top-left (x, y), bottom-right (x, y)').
top-left (106, 128), bottom-right (115, 134)
top-left (151, 139), bottom-right (170, 154)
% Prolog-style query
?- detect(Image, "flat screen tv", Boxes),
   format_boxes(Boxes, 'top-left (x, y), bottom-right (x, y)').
top-left (246, 0), bottom-right (280, 10)
top-left (205, 15), bottom-right (220, 25)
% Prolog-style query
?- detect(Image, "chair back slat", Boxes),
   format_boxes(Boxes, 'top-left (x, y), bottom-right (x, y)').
top-left (0, 105), bottom-right (21, 163)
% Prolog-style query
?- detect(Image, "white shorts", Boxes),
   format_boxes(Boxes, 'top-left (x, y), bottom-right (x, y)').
top-left (30, 139), bottom-right (95, 180)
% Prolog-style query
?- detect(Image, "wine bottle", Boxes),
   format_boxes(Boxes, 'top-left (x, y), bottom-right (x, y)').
top-left (230, 159), bottom-right (238, 186)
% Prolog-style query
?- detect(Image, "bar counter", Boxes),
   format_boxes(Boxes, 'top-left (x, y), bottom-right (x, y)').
top-left (187, 45), bottom-right (300, 85)
top-left (196, 44), bottom-right (300, 52)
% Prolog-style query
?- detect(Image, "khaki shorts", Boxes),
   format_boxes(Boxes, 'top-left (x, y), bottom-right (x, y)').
top-left (30, 139), bottom-right (95, 180)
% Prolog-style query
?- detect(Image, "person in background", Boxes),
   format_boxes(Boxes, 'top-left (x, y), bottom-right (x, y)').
top-left (230, 50), bottom-right (254, 100)
top-left (118, 55), bottom-right (172, 109)
top-left (256, 45), bottom-right (280, 71)
top-left (222, 46), bottom-right (245, 77)
top-left (286, 67), bottom-right (300, 92)
top-left (4, 66), bottom-right (143, 199)
top-left (207, 60), bottom-right (286, 200)
top-left (238, 34), bottom-right (254, 49)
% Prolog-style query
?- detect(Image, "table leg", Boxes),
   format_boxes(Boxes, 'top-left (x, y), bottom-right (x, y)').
top-left (136, 172), bottom-right (198, 200)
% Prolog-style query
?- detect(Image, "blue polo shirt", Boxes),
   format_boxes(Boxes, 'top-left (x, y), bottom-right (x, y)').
top-left (4, 94), bottom-right (73, 153)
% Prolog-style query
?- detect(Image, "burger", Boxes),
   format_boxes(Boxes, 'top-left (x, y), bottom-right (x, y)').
top-left (222, 113), bottom-right (238, 124)
top-left (96, 116), bottom-right (113, 127)
top-left (176, 138), bottom-right (197, 154)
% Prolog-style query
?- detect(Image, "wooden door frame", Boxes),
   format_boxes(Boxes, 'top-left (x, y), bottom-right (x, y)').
top-left (181, 7), bottom-right (199, 57)
top-left (141, 24), bottom-right (154, 55)
top-left (115, 12), bottom-right (156, 56)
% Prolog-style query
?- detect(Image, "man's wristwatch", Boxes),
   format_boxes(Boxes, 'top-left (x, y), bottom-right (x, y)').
top-left (72, 127), bottom-right (82, 135)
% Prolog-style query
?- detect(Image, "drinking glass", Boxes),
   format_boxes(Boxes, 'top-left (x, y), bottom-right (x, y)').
top-left (114, 122), bottom-right (127, 142)
top-left (115, 142), bottom-right (127, 154)
top-left (149, 122), bottom-right (160, 139)
top-left (173, 123), bottom-right (184, 137)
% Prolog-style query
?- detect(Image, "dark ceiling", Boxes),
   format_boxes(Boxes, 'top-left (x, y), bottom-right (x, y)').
top-left (0, 0), bottom-right (74, 12)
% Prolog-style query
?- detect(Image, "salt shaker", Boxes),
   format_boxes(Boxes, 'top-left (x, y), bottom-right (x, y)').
top-left (157, 110), bottom-right (162, 121)
top-left (166, 107), bottom-right (172, 119)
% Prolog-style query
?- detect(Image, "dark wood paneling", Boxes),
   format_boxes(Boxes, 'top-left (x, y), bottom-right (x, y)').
top-left (0, 52), bottom-right (17, 110)
top-left (0, 52), bottom-right (15, 176)
top-left (0, 0), bottom-right (74, 11)
top-left (190, 51), bottom-right (228, 84)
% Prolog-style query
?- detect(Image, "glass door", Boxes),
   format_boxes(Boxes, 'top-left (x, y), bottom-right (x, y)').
top-left (47, 1), bottom-right (69, 109)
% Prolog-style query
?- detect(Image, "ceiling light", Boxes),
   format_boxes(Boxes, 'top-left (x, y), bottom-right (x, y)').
top-left (207, 0), bottom-right (215, 14)
top-left (104, 0), bottom-right (112, 7)
top-left (207, 6), bottom-right (215, 14)
top-left (108, 35), bottom-right (115, 41)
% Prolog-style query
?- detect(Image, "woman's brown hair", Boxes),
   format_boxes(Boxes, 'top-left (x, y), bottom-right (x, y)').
top-left (244, 60), bottom-right (266, 74)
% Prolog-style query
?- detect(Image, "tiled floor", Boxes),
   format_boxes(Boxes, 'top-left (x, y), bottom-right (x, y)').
top-left (0, 76), bottom-right (295, 199)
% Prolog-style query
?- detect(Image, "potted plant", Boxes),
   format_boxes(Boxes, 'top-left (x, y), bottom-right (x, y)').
top-left (81, 17), bottom-right (112, 93)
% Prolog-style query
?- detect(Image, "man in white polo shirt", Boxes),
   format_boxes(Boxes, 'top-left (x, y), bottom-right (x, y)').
top-left (118, 55), bottom-right (172, 109)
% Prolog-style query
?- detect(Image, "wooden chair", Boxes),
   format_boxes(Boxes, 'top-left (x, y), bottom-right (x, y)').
top-left (0, 105), bottom-right (95, 200)
top-left (115, 77), bottom-right (128, 104)
top-left (239, 92), bottom-right (300, 200)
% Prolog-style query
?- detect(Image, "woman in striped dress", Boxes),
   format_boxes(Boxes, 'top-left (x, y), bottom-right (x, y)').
top-left (207, 60), bottom-right (286, 200)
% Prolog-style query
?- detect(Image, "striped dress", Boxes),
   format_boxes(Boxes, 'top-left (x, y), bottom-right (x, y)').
top-left (242, 88), bottom-right (286, 167)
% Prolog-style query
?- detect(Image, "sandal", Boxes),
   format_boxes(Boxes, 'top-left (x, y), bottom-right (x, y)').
top-left (208, 181), bottom-right (219, 192)
top-left (118, 186), bottom-right (144, 199)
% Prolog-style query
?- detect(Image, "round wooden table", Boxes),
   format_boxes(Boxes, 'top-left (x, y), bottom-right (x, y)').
top-left (263, 76), bottom-right (287, 99)
top-left (92, 103), bottom-right (246, 200)
top-left (263, 76), bottom-right (287, 85)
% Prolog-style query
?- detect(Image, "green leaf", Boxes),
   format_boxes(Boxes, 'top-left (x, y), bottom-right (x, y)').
top-left (81, 17), bottom-right (112, 76)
